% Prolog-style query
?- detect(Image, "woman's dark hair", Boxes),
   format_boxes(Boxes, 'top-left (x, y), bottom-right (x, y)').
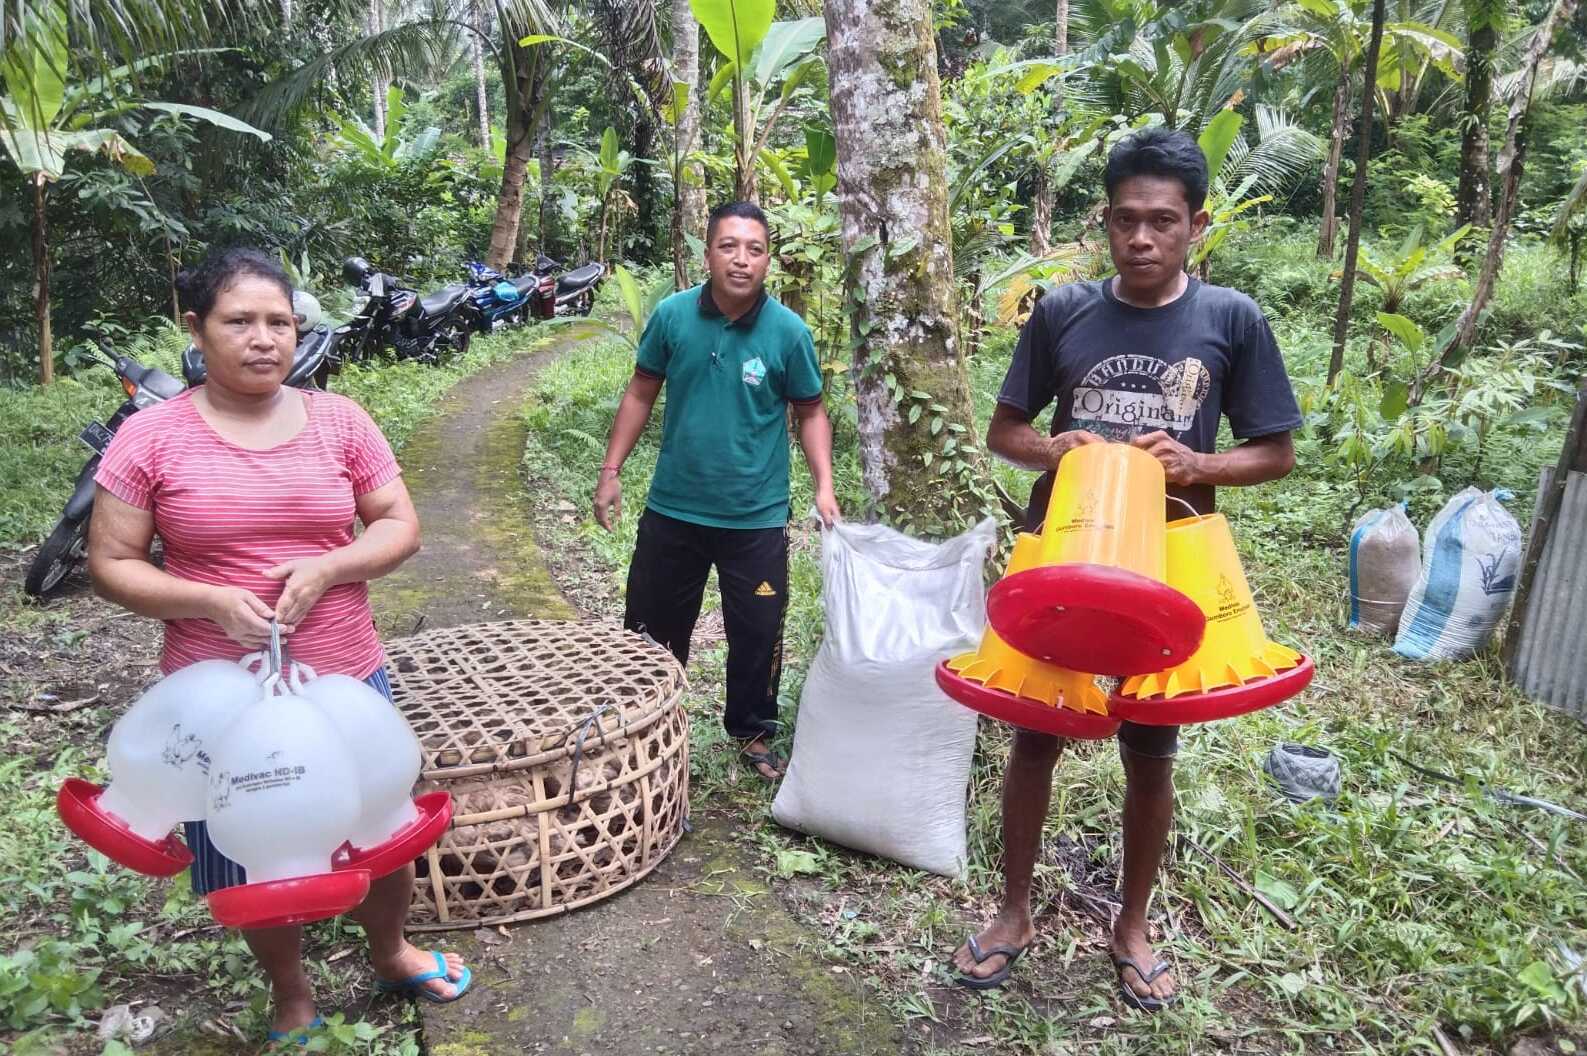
top-left (175, 247), bottom-right (294, 320)
top-left (1103, 127), bottom-right (1210, 213)
top-left (706, 201), bottom-right (770, 245)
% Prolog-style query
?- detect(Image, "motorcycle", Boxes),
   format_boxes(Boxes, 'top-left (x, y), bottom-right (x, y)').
top-left (337, 257), bottom-right (478, 365)
top-left (461, 254), bottom-right (604, 332)
top-left (462, 261), bottom-right (537, 333)
top-left (532, 253), bottom-right (604, 318)
top-left (24, 296), bottom-right (332, 598)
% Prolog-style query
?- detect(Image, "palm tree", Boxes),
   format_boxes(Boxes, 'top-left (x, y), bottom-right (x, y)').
top-left (1253, 1), bottom-right (1460, 258)
top-left (242, 0), bottom-right (561, 270)
top-left (3, 0), bottom-right (271, 383)
top-left (1456, 0), bottom-right (1503, 226)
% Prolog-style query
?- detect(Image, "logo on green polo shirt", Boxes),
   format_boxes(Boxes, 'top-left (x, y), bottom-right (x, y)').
top-left (741, 356), bottom-right (767, 388)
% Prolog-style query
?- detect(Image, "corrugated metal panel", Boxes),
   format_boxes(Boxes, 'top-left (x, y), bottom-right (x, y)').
top-left (1512, 467), bottom-right (1587, 720)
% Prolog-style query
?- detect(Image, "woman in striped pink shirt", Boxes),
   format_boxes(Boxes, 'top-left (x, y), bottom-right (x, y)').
top-left (87, 248), bottom-right (470, 1042)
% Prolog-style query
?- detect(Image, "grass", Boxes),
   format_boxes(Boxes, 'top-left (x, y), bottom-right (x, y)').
top-left (517, 229), bottom-right (1587, 1054)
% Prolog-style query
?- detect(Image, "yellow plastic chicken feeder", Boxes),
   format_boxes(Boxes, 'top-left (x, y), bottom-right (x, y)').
top-left (1110, 513), bottom-right (1313, 725)
top-left (936, 533), bottom-right (1119, 740)
top-left (986, 443), bottom-right (1205, 676)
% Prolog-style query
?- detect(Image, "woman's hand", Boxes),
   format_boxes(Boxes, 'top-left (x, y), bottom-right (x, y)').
top-left (207, 586), bottom-right (279, 648)
top-left (263, 556), bottom-right (337, 628)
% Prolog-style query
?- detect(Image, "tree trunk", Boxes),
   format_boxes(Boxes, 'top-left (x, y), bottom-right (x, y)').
top-left (32, 176), bottom-right (52, 386)
top-left (1027, 0), bottom-right (1067, 256)
top-left (671, 0), bottom-right (704, 288)
top-left (1446, 0), bottom-right (1577, 359)
top-left (538, 109), bottom-right (556, 256)
top-left (1317, 68), bottom-right (1349, 260)
top-left (1455, 3), bottom-right (1496, 228)
top-left (1327, 0), bottom-right (1387, 386)
top-left (472, 0), bottom-right (490, 149)
top-left (486, 38), bottom-right (546, 269)
top-left (825, 0), bottom-right (984, 534)
top-left (369, 0), bottom-right (386, 142)
top-left (280, 0), bottom-right (291, 25)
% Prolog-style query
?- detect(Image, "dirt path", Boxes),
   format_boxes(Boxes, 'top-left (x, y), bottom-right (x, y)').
top-left (369, 340), bottom-right (579, 632)
top-left (373, 339), bottom-right (904, 1056)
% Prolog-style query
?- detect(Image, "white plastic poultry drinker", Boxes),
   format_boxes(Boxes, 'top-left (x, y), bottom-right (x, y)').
top-left (57, 625), bottom-right (451, 929)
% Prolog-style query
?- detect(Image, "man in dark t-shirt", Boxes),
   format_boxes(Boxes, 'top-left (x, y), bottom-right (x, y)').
top-left (951, 129), bottom-right (1301, 1010)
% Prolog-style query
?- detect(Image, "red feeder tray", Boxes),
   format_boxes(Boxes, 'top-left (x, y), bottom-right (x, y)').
top-left (987, 564), bottom-right (1206, 677)
top-left (332, 792), bottom-right (453, 880)
top-left (936, 662), bottom-right (1120, 741)
top-left (207, 868), bottom-right (372, 929)
top-left (56, 778), bottom-right (193, 877)
top-left (1108, 654), bottom-right (1315, 726)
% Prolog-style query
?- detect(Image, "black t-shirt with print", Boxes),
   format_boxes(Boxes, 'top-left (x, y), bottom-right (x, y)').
top-left (998, 276), bottom-right (1302, 526)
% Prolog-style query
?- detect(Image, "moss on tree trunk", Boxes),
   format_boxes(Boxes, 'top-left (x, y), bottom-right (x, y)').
top-left (824, 0), bottom-right (989, 538)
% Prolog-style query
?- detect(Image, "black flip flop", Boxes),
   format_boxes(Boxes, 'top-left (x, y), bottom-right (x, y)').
top-left (954, 934), bottom-right (1027, 990)
top-left (741, 747), bottom-right (785, 783)
top-left (1114, 955), bottom-right (1176, 1012)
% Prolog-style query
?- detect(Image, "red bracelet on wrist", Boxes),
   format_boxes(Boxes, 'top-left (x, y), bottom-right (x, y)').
top-left (600, 464), bottom-right (622, 475)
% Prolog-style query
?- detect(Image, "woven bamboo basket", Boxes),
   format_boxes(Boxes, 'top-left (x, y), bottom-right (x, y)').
top-left (384, 619), bottom-right (689, 931)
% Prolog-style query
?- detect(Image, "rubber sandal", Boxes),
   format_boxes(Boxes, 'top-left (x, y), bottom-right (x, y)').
top-left (1114, 955), bottom-right (1175, 1012)
top-left (374, 951), bottom-right (472, 1004)
top-left (266, 1015), bottom-right (323, 1045)
top-left (954, 934), bottom-right (1028, 991)
top-left (741, 747), bottom-right (785, 783)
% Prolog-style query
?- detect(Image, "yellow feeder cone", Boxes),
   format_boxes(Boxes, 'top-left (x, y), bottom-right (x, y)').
top-left (937, 534), bottom-right (1119, 740)
top-left (986, 443), bottom-right (1205, 676)
top-left (1111, 513), bottom-right (1314, 726)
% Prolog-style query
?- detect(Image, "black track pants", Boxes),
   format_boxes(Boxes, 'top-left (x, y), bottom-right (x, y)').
top-left (623, 508), bottom-right (789, 741)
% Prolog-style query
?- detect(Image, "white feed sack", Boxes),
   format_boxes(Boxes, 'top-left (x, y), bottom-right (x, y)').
top-left (1393, 487), bottom-right (1522, 662)
top-left (772, 518), bottom-right (996, 878)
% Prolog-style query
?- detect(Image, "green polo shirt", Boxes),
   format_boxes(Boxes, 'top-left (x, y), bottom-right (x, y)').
top-left (635, 283), bottom-right (823, 530)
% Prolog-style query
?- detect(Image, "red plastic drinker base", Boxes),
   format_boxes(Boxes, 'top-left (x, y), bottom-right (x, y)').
top-left (1108, 655), bottom-right (1315, 726)
top-left (332, 792), bottom-right (453, 880)
top-left (207, 869), bottom-right (372, 929)
top-left (935, 662), bottom-right (1120, 741)
top-left (56, 779), bottom-right (193, 877)
top-left (986, 564), bottom-right (1207, 677)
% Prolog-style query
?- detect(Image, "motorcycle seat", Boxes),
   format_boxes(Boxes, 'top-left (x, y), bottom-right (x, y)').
top-left (180, 344), bottom-right (206, 387)
top-left (511, 273), bottom-right (543, 295)
top-left (419, 284), bottom-right (471, 317)
top-left (556, 263), bottom-right (604, 295)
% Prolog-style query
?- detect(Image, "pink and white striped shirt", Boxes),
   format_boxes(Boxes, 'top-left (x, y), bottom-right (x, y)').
top-left (95, 389), bottom-right (401, 678)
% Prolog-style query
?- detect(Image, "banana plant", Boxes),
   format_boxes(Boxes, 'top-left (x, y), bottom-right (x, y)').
top-left (690, 0), bottom-right (826, 202)
top-left (1, 0), bottom-right (269, 383)
top-left (334, 84), bottom-right (441, 169)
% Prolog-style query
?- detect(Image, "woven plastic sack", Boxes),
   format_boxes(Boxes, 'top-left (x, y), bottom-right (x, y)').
top-left (1393, 487), bottom-right (1522, 662)
top-left (1347, 503), bottom-right (1420, 635)
top-left (772, 517), bottom-right (996, 878)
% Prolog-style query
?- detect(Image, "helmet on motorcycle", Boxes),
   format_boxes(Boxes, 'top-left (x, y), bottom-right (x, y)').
top-left (291, 290), bottom-right (322, 333)
top-left (342, 256), bottom-right (372, 287)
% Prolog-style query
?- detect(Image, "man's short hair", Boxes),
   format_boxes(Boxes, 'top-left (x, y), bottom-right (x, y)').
top-left (706, 201), bottom-right (770, 245)
top-left (1103, 127), bottom-right (1210, 213)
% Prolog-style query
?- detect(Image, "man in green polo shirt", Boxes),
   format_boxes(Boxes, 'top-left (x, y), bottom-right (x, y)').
top-left (594, 201), bottom-right (839, 782)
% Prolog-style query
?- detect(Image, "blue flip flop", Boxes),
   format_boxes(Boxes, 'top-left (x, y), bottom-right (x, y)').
top-left (266, 1015), bottom-right (323, 1045)
top-left (375, 951), bottom-right (472, 1004)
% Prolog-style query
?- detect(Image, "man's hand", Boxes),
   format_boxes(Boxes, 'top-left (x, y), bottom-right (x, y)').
top-left (1046, 429), bottom-right (1105, 469)
top-left (594, 471), bottom-right (622, 532)
top-left (814, 486), bottom-right (841, 528)
top-left (1131, 430), bottom-right (1204, 486)
top-left (262, 556), bottom-right (336, 628)
top-left (207, 586), bottom-right (279, 648)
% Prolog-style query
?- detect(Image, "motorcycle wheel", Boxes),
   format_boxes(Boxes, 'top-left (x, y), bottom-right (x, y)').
top-left (24, 517), bottom-right (89, 598)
